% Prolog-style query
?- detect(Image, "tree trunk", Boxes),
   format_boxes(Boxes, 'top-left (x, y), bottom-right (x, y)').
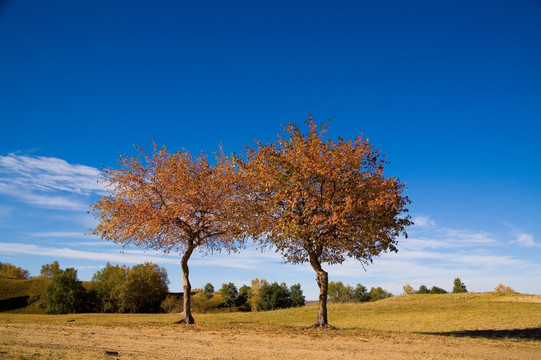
top-left (176, 245), bottom-right (196, 324)
top-left (315, 269), bottom-right (329, 327)
top-left (309, 251), bottom-right (331, 328)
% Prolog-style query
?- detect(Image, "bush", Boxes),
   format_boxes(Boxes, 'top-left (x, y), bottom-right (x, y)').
top-left (0, 262), bottom-right (30, 279)
top-left (494, 284), bottom-right (516, 294)
top-left (42, 268), bottom-right (86, 314)
top-left (192, 292), bottom-right (223, 313)
top-left (161, 294), bottom-right (183, 313)
top-left (430, 286), bottom-right (448, 294)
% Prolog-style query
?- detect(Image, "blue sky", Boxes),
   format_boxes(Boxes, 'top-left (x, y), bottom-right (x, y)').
top-left (1, 0), bottom-right (540, 299)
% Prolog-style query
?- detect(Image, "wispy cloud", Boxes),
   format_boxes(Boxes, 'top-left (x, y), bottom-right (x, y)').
top-left (0, 153), bottom-right (104, 210)
top-left (0, 242), bottom-right (282, 271)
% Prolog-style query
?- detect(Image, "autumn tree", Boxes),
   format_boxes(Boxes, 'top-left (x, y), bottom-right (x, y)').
top-left (246, 118), bottom-right (411, 327)
top-left (91, 145), bottom-right (249, 324)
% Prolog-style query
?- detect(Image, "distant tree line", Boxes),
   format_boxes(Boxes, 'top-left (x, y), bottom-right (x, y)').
top-left (403, 278), bottom-right (468, 295)
top-left (161, 279), bottom-right (305, 314)
top-left (0, 262), bottom-right (30, 279)
top-left (327, 281), bottom-right (393, 303)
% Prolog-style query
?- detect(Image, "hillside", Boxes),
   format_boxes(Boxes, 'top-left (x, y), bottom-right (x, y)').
top-left (1, 293), bottom-right (540, 359)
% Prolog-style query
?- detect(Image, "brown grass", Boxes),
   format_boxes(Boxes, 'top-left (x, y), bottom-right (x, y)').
top-left (1, 293), bottom-right (540, 359)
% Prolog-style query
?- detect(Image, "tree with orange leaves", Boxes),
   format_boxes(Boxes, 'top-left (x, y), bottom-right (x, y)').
top-left (246, 118), bottom-right (412, 327)
top-left (91, 145), bottom-right (248, 324)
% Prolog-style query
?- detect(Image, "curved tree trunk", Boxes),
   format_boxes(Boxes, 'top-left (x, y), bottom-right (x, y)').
top-left (309, 251), bottom-right (330, 328)
top-left (177, 244), bottom-right (196, 324)
top-left (315, 269), bottom-right (329, 326)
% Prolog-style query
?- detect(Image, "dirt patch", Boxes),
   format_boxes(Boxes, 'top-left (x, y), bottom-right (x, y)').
top-left (1, 321), bottom-right (540, 360)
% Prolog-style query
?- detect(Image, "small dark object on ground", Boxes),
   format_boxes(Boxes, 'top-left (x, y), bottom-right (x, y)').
top-left (105, 350), bottom-right (119, 356)
top-left (66, 319), bottom-right (75, 322)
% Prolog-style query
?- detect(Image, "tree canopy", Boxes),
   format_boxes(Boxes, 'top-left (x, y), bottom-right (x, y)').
top-left (91, 145), bottom-right (250, 323)
top-left (245, 118), bottom-right (412, 326)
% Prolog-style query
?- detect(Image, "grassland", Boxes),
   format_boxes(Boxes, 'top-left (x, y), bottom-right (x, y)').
top-left (1, 292), bottom-right (540, 359)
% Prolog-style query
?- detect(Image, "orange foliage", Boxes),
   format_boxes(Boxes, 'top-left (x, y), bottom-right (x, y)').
top-left (246, 117), bottom-right (412, 266)
top-left (91, 144), bottom-right (250, 323)
top-left (244, 117), bottom-right (412, 326)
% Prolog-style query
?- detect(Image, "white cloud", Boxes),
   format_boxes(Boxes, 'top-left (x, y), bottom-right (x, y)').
top-left (413, 215), bottom-right (436, 227)
top-left (515, 232), bottom-right (536, 247)
top-left (0, 242), bottom-right (284, 271)
top-left (0, 153), bottom-right (104, 195)
top-left (0, 153), bottom-right (104, 210)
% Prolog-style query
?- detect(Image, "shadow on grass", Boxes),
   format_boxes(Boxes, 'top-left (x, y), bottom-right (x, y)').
top-left (423, 328), bottom-right (541, 341)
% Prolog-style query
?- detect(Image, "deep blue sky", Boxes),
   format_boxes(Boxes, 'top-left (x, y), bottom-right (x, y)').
top-left (1, 1), bottom-right (540, 298)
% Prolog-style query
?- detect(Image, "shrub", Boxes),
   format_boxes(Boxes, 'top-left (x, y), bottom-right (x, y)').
top-left (42, 268), bottom-right (86, 314)
top-left (192, 292), bottom-right (223, 313)
top-left (161, 294), bottom-right (183, 313)
top-left (403, 284), bottom-right (414, 295)
top-left (430, 286), bottom-right (448, 294)
top-left (494, 284), bottom-right (516, 294)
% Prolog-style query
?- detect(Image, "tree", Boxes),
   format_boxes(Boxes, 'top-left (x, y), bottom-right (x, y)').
top-left (91, 263), bottom-right (128, 312)
top-left (289, 284), bottom-right (305, 307)
top-left (204, 283), bottom-right (215, 300)
top-left (220, 282), bottom-right (238, 309)
top-left (42, 268), bottom-right (85, 314)
top-left (354, 284), bottom-right (371, 302)
top-left (453, 278), bottom-right (467, 293)
top-left (0, 262), bottom-right (30, 279)
top-left (328, 281), bottom-right (354, 303)
top-left (248, 278), bottom-right (268, 312)
top-left (91, 145), bottom-right (249, 324)
top-left (92, 262), bottom-right (168, 313)
top-left (245, 118), bottom-right (412, 327)
top-left (369, 286), bottom-right (393, 301)
top-left (403, 284), bottom-right (414, 295)
top-left (40, 261), bottom-right (62, 278)
top-left (417, 285), bottom-right (430, 294)
top-left (237, 285), bottom-right (251, 310)
top-left (122, 263), bottom-right (169, 313)
top-left (258, 282), bottom-right (292, 311)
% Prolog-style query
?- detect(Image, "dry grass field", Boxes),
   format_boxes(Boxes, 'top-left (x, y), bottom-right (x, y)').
top-left (1, 293), bottom-right (540, 359)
